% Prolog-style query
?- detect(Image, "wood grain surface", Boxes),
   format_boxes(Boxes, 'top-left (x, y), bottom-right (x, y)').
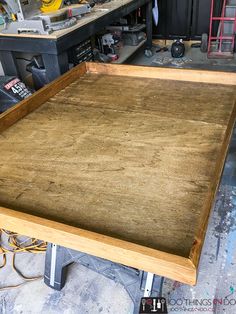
top-left (0, 72), bottom-right (235, 260)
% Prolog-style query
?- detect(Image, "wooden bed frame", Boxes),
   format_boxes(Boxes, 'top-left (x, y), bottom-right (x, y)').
top-left (0, 62), bottom-right (235, 285)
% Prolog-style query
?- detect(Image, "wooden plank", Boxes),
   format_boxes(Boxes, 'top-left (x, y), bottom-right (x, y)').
top-left (0, 62), bottom-right (86, 133)
top-left (0, 206), bottom-right (197, 285)
top-left (86, 62), bottom-right (236, 85)
top-left (190, 101), bottom-right (236, 268)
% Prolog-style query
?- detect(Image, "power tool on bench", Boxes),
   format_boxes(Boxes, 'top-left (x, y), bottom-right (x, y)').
top-left (0, 0), bottom-right (92, 34)
top-left (0, 76), bottom-right (32, 113)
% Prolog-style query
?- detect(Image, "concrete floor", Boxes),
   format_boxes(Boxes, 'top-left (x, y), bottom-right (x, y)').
top-left (131, 43), bottom-right (236, 72)
top-left (0, 47), bottom-right (236, 314)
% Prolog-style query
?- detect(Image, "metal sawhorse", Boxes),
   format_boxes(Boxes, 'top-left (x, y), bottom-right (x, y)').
top-left (44, 243), bottom-right (166, 314)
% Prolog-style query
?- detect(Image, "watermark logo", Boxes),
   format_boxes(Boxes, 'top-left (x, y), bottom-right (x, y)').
top-left (167, 296), bottom-right (236, 312)
top-left (139, 286), bottom-right (236, 313)
top-left (139, 297), bottom-right (168, 313)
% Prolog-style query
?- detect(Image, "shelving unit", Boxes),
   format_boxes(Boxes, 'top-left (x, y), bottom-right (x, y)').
top-left (112, 39), bottom-right (147, 64)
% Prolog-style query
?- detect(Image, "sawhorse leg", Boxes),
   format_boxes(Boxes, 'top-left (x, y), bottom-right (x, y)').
top-left (44, 243), bottom-right (72, 290)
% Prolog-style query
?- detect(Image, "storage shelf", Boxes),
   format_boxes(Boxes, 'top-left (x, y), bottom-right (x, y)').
top-left (112, 39), bottom-right (146, 64)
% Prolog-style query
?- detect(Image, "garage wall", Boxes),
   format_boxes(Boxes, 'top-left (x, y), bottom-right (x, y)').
top-left (153, 0), bottom-right (223, 40)
top-left (191, 0), bottom-right (212, 38)
top-left (153, 0), bottom-right (192, 39)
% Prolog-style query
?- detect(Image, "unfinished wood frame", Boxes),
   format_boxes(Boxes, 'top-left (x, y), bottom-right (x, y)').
top-left (0, 62), bottom-right (235, 285)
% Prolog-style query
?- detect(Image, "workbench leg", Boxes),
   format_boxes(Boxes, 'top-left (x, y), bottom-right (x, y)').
top-left (0, 51), bottom-right (21, 78)
top-left (42, 52), bottom-right (69, 82)
top-left (145, 0), bottom-right (153, 52)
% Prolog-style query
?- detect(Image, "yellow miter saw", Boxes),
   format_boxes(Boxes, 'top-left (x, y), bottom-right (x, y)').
top-left (41, 0), bottom-right (64, 13)
top-left (41, 0), bottom-right (89, 13)
top-left (0, 0), bottom-right (92, 34)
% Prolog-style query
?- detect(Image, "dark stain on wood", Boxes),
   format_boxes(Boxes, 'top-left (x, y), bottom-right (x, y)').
top-left (0, 73), bottom-right (235, 257)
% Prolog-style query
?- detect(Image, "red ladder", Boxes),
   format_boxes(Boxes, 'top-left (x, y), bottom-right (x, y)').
top-left (208, 0), bottom-right (236, 58)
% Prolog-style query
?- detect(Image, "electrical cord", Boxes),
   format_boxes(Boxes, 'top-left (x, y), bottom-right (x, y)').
top-left (0, 246), bottom-right (6, 269)
top-left (0, 229), bottom-right (47, 291)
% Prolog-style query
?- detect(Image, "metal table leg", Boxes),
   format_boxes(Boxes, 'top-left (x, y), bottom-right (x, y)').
top-left (42, 52), bottom-right (69, 82)
top-left (145, 0), bottom-right (153, 57)
top-left (0, 51), bottom-right (21, 78)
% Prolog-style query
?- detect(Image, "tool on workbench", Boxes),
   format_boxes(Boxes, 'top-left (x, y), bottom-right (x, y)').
top-left (106, 22), bottom-right (147, 46)
top-left (98, 32), bottom-right (120, 57)
top-left (0, 0), bottom-right (91, 34)
top-left (41, 0), bottom-right (94, 12)
top-left (41, 0), bottom-right (63, 13)
top-left (0, 76), bottom-right (32, 113)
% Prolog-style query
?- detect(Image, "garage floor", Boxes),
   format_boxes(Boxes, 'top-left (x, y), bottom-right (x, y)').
top-left (131, 42), bottom-right (236, 72)
top-left (0, 47), bottom-right (236, 314)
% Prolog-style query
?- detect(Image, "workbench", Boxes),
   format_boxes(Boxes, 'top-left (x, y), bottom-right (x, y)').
top-left (0, 0), bottom-right (153, 82)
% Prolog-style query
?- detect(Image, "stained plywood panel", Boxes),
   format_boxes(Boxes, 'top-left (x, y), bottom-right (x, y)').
top-left (0, 72), bottom-right (235, 259)
top-left (0, 64), bottom-right (235, 284)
